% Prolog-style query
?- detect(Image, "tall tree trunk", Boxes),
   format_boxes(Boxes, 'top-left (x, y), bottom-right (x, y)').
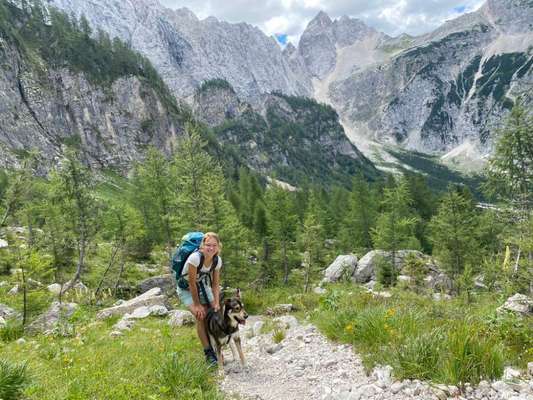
top-left (114, 251), bottom-right (126, 296)
top-left (282, 240), bottom-right (289, 285)
top-left (21, 266), bottom-right (27, 326)
top-left (95, 241), bottom-right (120, 298)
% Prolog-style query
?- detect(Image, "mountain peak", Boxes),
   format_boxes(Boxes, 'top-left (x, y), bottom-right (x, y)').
top-left (309, 11), bottom-right (332, 28)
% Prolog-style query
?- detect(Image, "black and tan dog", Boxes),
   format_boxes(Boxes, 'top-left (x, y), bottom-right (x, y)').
top-left (206, 289), bottom-right (248, 368)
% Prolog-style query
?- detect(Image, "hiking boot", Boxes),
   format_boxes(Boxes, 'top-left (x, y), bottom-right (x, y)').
top-left (204, 347), bottom-right (218, 366)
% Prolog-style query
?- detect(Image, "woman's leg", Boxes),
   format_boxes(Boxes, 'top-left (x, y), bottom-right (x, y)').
top-left (190, 304), bottom-right (210, 347)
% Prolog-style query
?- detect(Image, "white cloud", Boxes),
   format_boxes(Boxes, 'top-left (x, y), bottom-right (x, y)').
top-left (159, 0), bottom-right (486, 43)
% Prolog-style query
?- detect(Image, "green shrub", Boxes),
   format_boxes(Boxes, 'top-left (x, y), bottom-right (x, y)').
top-left (0, 359), bottom-right (29, 400)
top-left (157, 352), bottom-right (222, 400)
top-left (392, 328), bottom-right (443, 380)
top-left (376, 255), bottom-right (396, 287)
top-left (0, 320), bottom-right (24, 342)
top-left (272, 327), bottom-right (285, 343)
top-left (439, 322), bottom-right (504, 385)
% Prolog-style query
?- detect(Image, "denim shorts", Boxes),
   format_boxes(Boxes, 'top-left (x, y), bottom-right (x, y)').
top-left (177, 284), bottom-right (214, 307)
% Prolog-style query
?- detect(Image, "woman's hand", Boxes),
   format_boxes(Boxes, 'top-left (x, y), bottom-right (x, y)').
top-left (192, 304), bottom-right (206, 320)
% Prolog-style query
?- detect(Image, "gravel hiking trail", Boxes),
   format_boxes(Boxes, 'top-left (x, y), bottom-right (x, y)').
top-left (219, 316), bottom-right (533, 400)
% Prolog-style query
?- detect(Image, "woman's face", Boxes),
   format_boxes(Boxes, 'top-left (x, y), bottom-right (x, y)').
top-left (203, 237), bottom-right (219, 257)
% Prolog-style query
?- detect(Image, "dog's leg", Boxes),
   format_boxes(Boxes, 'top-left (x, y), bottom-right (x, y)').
top-left (229, 337), bottom-right (238, 362)
top-left (233, 334), bottom-right (246, 368)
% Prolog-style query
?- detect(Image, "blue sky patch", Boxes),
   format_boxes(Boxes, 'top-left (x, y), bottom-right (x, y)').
top-left (275, 33), bottom-right (287, 45)
top-left (453, 5), bottom-right (466, 13)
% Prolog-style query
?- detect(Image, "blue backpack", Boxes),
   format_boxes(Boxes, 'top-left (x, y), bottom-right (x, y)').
top-left (171, 231), bottom-right (205, 279)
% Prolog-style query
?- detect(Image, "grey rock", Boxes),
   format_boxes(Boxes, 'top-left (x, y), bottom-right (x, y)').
top-left (322, 254), bottom-right (358, 283)
top-left (498, 294), bottom-right (533, 316)
top-left (47, 283), bottom-right (62, 296)
top-left (265, 343), bottom-right (283, 354)
top-left (167, 309), bottom-right (195, 327)
top-left (0, 304), bottom-right (18, 319)
top-left (26, 301), bottom-right (78, 335)
top-left (252, 320), bottom-right (265, 337)
top-left (96, 287), bottom-right (167, 320)
top-left (504, 366), bottom-right (523, 381)
top-left (7, 285), bottom-right (19, 295)
top-left (113, 318), bottom-right (136, 331)
top-left (127, 306), bottom-right (152, 319)
top-left (109, 330), bottom-right (123, 337)
top-left (371, 365), bottom-right (393, 388)
top-left (390, 381), bottom-right (405, 393)
top-left (265, 303), bottom-right (294, 316)
top-left (0, 316), bottom-right (5, 327)
top-left (353, 250), bottom-right (389, 283)
top-left (313, 286), bottom-right (327, 294)
top-left (0, 239), bottom-right (8, 248)
top-left (137, 274), bottom-right (176, 296)
top-left (148, 305), bottom-right (169, 316)
top-left (16, 338), bottom-right (26, 345)
top-left (273, 315), bottom-right (298, 329)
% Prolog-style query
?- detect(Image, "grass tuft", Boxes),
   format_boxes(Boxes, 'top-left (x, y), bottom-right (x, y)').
top-left (0, 359), bottom-right (29, 400)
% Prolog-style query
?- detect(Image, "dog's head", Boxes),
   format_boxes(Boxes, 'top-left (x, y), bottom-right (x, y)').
top-left (224, 289), bottom-right (248, 327)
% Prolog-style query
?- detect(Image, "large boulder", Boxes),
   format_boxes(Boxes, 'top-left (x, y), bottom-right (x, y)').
top-left (322, 254), bottom-right (358, 283)
top-left (424, 272), bottom-right (454, 293)
top-left (352, 250), bottom-right (389, 283)
top-left (96, 287), bottom-right (168, 320)
top-left (137, 274), bottom-right (175, 296)
top-left (353, 250), bottom-right (434, 283)
top-left (26, 301), bottom-right (78, 335)
top-left (497, 293), bottom-right (532, 316)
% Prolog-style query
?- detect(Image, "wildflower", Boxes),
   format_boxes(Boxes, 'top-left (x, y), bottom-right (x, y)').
top-left (345, 324), bottom-right (354, 333)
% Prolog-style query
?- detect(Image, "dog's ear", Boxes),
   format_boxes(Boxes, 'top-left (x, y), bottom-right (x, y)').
top-left (235, 288), bottom-right (241, 299)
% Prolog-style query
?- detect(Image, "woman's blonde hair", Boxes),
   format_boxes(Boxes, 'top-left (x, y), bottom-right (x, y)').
top-left (200, 232), bottom-right (222, 255)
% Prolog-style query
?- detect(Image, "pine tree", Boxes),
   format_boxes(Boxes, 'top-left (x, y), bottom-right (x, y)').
top-left (371, 178), bottom-right (420, 277)
top-left (429, 188), bottom-right (478, 281)
top-left (339, 175), bottom-right (377, 252)
top-left (265, 184), bottom-right (297, 284)
top-left (299, 191), bottom-right (325, 292)
top-left (49, 149), bottom-right (100, 291)
top-left (131, 146), bottom-right (177, 261)
top-left (484, 102), bottom-right (533, 280)
top-left (173, 122), bottom-right (226, 232)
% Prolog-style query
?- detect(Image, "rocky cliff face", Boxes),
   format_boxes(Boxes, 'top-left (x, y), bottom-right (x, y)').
top-left (47, 0), bottom-right (532, 169)
top-left (5, 0), bottom-right (533, 175)
top-left (193, 83), bottom-right (378, 186)
top-left (0, 39), bottom-right (181, 171)
top-left (308, 0), bottom-right (533, 163)
top-left (46, 0), bottom-right (313, 104)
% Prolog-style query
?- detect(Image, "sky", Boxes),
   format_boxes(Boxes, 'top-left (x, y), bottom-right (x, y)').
top-left (159, 0), bottom-right (485, 46)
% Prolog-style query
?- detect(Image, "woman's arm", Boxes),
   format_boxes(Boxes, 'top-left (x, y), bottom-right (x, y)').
top-left (188, 265), bottom-right (205, 319)
top-left (212, 269), bottom-right (221, 311)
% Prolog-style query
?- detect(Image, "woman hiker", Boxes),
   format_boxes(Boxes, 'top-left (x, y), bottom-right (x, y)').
top-left (176, 232), bottom-right (222, 365)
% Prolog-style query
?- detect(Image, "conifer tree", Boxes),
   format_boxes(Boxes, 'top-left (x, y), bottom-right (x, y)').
top-left (173, 122), bottom-right (226, 232)
top-left (340, 175), bottom-right (377, 252)
top-left (300, 191), bottom-right (325, 292)
top-left (49, 149), bottom-right (100, 291)
top-left (131, 146), bottom-right (176, 260)
top-left (265, 185), bottom-right (297, 284)
top-left (371, 178), bottom-right (420, 275)
top-left (484, 102), bottom-right (533, 278)
top-left (429, 188), bottom-right (478, 281)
